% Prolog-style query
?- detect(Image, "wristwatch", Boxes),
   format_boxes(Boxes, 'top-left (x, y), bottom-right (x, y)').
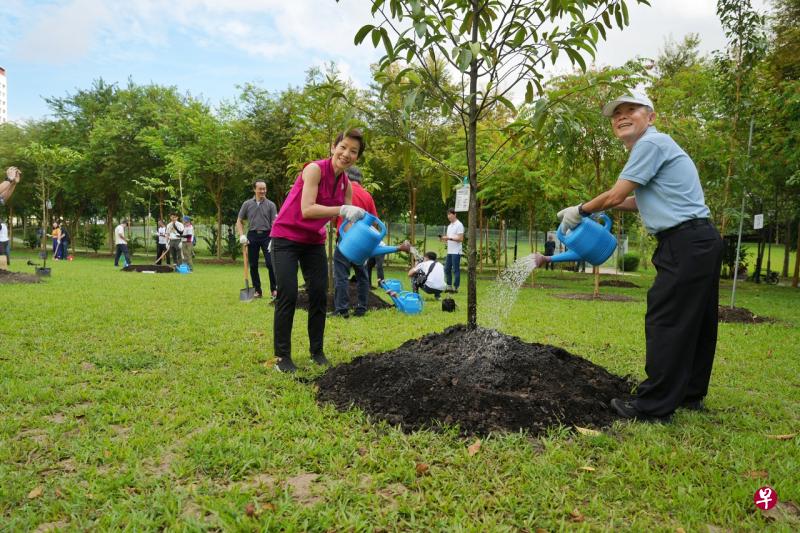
top-left (578, 203), bottom-right (590, 217)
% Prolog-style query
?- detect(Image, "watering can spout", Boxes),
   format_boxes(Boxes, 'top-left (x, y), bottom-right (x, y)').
top-left (549, 249), bottom-right (582, 264)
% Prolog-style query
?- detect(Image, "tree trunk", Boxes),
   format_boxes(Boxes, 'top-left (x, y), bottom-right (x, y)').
top-left (793, 219), bottom-right (799, 288)
top-left (107, 206), bottom-right (115, 254)
top-left (216, 195), bottom-right (223, 259)
top-left (478, 202), bottom-right (484, 273)
top-left (410, 186), bottom-right (417, 264)
top-left (465, 0), bottom-right (480, 329)
top-left (593, 266), bottom-right (600, 297)
top-left (720, 54), bottom-right (744, 235)
top-left (783, 217), bottom-right (791, 277)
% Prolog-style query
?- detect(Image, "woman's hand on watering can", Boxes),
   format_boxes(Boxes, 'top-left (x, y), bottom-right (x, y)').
top-left (396, 240), bottom-right (412, 253)
top-left (557, 204), bottom-right (584, 231)
top-left (339, 205), bottom-right (366, 222)
top-left (531, 253), bottom-right (550, 269)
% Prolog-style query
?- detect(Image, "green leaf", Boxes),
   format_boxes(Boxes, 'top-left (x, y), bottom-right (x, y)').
top-left (354, 25), bottom-right (374, 45)
top-left (469, 42), bottom-right (481, 58)
top-left (372, 28), bottom-right (382, 48)
top-left (614, 5), bottom-right (623, 28)
top-left (414, 21), bottom-right (427, 38)
top-left (457, 48), bottom-right (473, 72)
top-left (565, 48), bottom-right (587, 71)
top-left (622, 1), bottom-right (630, 25)
top-left (496, 95), bottom-right (517, 114)
top-left (525, 81), bottom-right (534, 103)
top-left (380, 28), bottom-right (394, 58)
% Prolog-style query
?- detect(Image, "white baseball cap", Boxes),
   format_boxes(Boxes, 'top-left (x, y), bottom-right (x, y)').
top-left (602, 92), bottom-right (654, 117)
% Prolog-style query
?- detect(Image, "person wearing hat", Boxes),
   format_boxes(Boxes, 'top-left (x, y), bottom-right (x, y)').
top-left (555, 92), bottom-right (723, 423)
top-left (1, 167), bottom-right (21, 206)
top-left (181, 215), bottom-right (194, 270)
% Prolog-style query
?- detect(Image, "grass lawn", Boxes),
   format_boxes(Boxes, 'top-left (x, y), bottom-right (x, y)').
top-left (2, 252), bottom-right (798, 531)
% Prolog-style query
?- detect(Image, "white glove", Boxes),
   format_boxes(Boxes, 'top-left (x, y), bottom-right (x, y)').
top-left (339, 205), bottom-right (366, 222)
top-left (557, 205), bottom-right (584, 231)
top-left (239, 235), bottom-right (248, 245)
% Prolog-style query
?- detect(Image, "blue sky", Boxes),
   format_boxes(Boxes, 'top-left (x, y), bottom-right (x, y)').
top-left (0, 0), bottom-right (770, 123)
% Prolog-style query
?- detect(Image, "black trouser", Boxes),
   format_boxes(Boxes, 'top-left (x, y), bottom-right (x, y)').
top-left (156, 243), bottom-right (167, 265)
top-left (634, 220), bottom-right (723, 417)
top-left (114, 244), bottom-right (131, 266)
top-left (272, 237), bottom-right (327, 359)
top-left (247, 230), bottom-right (276, 294)
top-left (366, 255), bottom-right (384, 285)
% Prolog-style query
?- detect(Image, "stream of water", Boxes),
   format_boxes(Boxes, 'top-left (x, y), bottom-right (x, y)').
top-left (481, 254), bottom-right (540, 331)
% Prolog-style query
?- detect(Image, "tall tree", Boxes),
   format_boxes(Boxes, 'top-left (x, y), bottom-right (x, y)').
top-left (348, 0), bottom-right (650, 328)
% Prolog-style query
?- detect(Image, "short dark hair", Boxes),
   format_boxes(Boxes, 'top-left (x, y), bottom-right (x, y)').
top-left (334, 128), bottom-right (365, 158)
top-left (447, 208), bottom-right (456, 215)
top-left (425, 251), bottom-right (437, 261)
top-left (253, 180), bottom-right (267, 189)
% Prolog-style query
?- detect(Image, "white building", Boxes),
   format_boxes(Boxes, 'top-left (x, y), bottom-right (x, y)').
top-left (0, 67), bottom-right (7, 123)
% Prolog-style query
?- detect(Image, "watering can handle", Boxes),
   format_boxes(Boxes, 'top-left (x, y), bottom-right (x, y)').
top-left (373, 215), bottom-right (387, 240)
top-left (599, 212), bottom-right (612, 232)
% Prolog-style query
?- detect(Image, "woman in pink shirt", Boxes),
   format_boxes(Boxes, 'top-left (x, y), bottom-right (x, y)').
top-left (270, 128), bottom-right (367, 373)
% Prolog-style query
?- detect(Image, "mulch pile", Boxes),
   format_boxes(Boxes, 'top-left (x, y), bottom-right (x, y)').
top-left (294, 284), bottom-right (393, 311)
top-left (121, 265), bottom-right (174, 273)
top-left (718, 305), bottom-right (772, 324)
top-left (552, 293), bottom-right (636, 302)
top-left (317, 325), bottom-right (634, 436)
top-left (0, 270), bottom-right (40, 284)
top-left (599, 280), bottom-right (640, 288)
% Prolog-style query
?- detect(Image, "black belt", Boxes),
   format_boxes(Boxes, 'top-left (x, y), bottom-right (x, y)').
top-left (655, 218), bottom-right (711, 241)
top-left (248, 229), bottom-right (271, 234)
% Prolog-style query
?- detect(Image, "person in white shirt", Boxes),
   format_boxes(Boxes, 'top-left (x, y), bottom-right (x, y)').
top-left (408, 251), bottom-right (447, 299)
top-left (114, 219), bottom-right (131, 267)
top-left (165, 213), bottom-right (185, 265)
top-left (440, 207), bottom-right (464, 293)
top-left (156, 220), bottom-right (168, 264)
top-left (181, 215), bottom-right (194, 269)
top-left (0, 221), bottom-right (10, 267)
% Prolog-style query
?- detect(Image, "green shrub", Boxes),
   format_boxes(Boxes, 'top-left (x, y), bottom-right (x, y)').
top-left (84, 225), bottom-right (106, 253)
top-left (25, 229), bottom-right (40, 249)
top-left (224, 228), bottom-right (240, 261)
top-left (618, 252), bottom-right (640, 272)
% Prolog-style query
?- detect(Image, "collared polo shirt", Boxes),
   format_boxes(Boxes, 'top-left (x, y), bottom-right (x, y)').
top-left (238, 197), bottom-right (277, 232)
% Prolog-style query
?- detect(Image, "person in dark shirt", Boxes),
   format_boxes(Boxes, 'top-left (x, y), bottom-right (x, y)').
top-left (236, 180), bottom-right (278, 299)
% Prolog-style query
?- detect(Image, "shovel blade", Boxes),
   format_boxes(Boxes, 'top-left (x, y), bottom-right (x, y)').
top-left (240, 287), bottom-right (256, 301)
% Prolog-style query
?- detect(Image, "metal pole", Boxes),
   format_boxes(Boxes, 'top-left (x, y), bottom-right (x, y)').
top-left (730, 118), bottom-right (754, 308)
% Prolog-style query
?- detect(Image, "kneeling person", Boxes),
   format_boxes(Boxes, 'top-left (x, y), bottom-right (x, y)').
top-left (408, 252), bottom-right (446, 300)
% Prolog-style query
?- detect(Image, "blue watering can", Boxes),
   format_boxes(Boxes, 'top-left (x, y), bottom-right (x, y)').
top-left (551, 213), bottom-right (617, 266)
top-left (176, 263), bottom-right (192, 274)
top-left (338, 213), bottom-right (403, 264)
top-left (380, 278), bottom-right (403, 292)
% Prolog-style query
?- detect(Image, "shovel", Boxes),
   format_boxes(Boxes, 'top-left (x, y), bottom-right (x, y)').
top-left (240, 244), bottom-right (256, 301)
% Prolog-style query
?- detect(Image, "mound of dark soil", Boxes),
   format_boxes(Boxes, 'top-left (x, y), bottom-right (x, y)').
top-left (599, 280), bottom-right (640, 288)
top-left (718, 305), bottom-right (772, 324)
top-left (122, 265), bottom-right (174, 273)
top-left (552, 293), bottom-right (636, 302)
top-left (293, 284), bottom-right (393, 311)
top-left (317, 325), bottom-right (634, 436)
top-left (0, 270), bottom-right (40, 284)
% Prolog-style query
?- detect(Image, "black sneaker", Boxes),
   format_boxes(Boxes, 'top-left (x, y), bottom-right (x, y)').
top-left (329, 310), bottom-right (349, 319)
top-left (275, 356), bottom-right (298, 373)
top-left (680, 399), bottom-right (705, 411)
top-left (610, 398), bottom-right (672, 423)
top-left (311, 353), bottom-right (330, 366)
top-left (353, 308), bottom-right (366, 317)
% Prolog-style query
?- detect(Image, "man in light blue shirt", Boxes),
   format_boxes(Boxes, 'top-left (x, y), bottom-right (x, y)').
top-left (555, 92), bottom-right (723, 423)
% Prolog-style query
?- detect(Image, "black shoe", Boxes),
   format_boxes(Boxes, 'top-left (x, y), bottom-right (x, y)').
top-left (275, 356), bottom-right (298, 373)
top-left (311, 353), bottom-right (330, 366)
top-left (610, 398), bottom-right (672, 423)
top-left (329, 310), bottom-right (349, 319)
top-left (353, 308), bottom-right (366, 317)
top-left (254, 291), bottom-right (263, 299)
top-left (680, 399), bottom-right (705, 411)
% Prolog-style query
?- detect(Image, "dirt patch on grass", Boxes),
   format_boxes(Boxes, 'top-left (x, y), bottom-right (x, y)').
top-left (718, 306), bottom-right (774, 324)
top-left (121, 264), bottom-right (174, 273)
top-left (599, 280), bottom-right (640, 288)
top-left (291, 284), bottom-right (393, 311)
top-left (317, 325), bottom-right (634, 436)
top-left (552, 293), bottom-right (637, 302)
top-left (0, 269), bottom-right (40, 284)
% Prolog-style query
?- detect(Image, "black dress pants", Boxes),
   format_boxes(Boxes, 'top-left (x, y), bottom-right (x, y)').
top-left (247, 230), bottom-right (276, 294)
top-left (635, 221), bottom-right (723, 417)
top-left (271, 237), bottom-right (327, 359)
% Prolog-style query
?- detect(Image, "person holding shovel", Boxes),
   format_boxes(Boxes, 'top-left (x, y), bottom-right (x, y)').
top-left (553, 92), bottom-right (723, 423)
top-left (0, 167), bottom-right (21, 206)
top-left (268, 128), bottom-right (368, 373)
top-left (236, 180), bottom-right (278, 299)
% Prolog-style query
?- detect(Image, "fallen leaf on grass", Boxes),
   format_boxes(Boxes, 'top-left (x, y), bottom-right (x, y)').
top-left (357, 447), bottom-right (367, 456)
top-left (675, 528), bottom-right (686, 533)
top-left (103, 450), bottom-right (112, 458)
top-left (27, 486), bottom-right (44, 499)
top-left (743, 470), bottom-right (768, 479)
top-left (261, 502), bottom-right (275, 512)
top-left (578, 466), bottom-right (596, 472)
top-left (415, 463), bottom-right (430, 476)
top-left (569, 508), bottom-right (585, 522)
top-left (33, 520), bottom-right (69, 532)
top-left (245, 503), bottom-right (256, 517)
top-left (766, 433), bottom-right (797, 441)
top-left (467, 439), bottom-right (481, 456)
top-left (574, 426), bottom-right (601, 437)
top-left (54, 488), bottom-right (63, 498)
